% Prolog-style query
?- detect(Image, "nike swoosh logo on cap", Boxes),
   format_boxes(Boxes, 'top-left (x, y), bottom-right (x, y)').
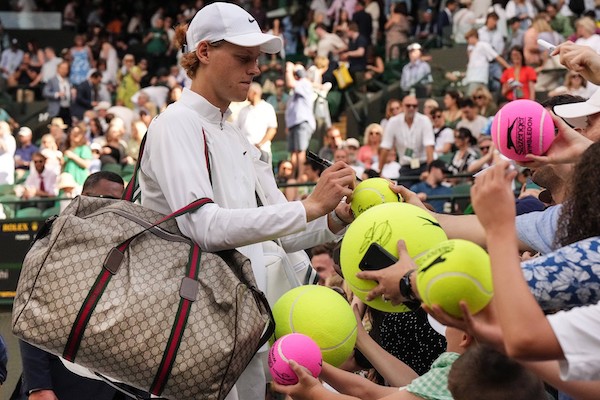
top-left (248, 18), bottom-right (255, 23)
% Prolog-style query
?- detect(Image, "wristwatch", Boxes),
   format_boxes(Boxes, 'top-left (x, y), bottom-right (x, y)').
top-left (399, 269), bottom-right (420, 311)
top-left (399, 269), bottom-right (418, 303)
top-left (329, 210), bottom-right (349, 226)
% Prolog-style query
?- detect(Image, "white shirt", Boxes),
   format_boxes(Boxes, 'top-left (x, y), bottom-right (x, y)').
top-left (464, 41), bottom-right (498, 85)
top-left (0, 48), bottom-right (24, 79)
top-left (434, 126), bottom-right (454, 154)
top-left (140, 88), bottom-right (337, 291)
top-left (453, 8), bottom-right (476, 44)
top-left (456, 115), bottom-right (489, 138)
top-left (478, 26), bottom-right (505, 55)
top-left (548, 303), bottom-right (600, 381)
top-left (236, 100), bottom-right (278, 154)
top-left (575, 35), bottom-right (600, 55)
top-left (0, 132), bottom-right (16, 185)
top-left (40, 56), bottom-right (62, 83)
top-left (381, 112), bottom-right (435, 165)
top-left (24, 167), bottom-right (59, 197)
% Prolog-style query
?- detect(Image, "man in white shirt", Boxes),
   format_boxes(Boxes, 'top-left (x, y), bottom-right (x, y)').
top-left (379, 94), bottom-right (435, 185)
top-left (456, 98), bottom-right (488, 138)
top-left (237, 82), bottom-right (278, 165)
top-left (138, 4), bottom-right (356, 400)
top-left (22, 152), bottom-right (59, 200)
top-left (478, 12), bottom-right (505, 92)
top-left (400, 43), bottom-right (432, 94)
top-left (463, 29), bottom-right (509, 95)
top-left (40, 46), bottom-right (62, 84)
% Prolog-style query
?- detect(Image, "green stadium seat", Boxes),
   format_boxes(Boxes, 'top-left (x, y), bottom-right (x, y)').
top-left (0, 184), bottom-right (14, 196)
top-left (42, 204), bottom-right (61, 218)
top-left (0, 194), bottom-right (19, 218)
top-left (15, 207), bottom-right (43, 219)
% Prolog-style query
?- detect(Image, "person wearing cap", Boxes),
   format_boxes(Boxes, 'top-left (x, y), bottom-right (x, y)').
top-left (139, 3), bottom-right (355, 400)
top-left (285, 62), bottom-right (317, 179)
top-left (343, 137), bottom-right (366, 178)
top-left (553, 88), bottom-right (600, 142)
top-left (14, 126), bottom-right (39, 172)
top-left (400, 43), bottom-right (432, 94)
top-left (379, 94), bottom-right (435, 184)
top-left (409, 160), bottom-right (452, 213)
top-left (0, 37), bottom-right (24, 80)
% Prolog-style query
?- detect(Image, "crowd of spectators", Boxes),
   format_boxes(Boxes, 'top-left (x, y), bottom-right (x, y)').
top-left (0, 0), bottom-right (599, 213)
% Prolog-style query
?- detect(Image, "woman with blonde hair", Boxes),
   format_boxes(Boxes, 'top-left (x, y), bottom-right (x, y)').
top-left (357, 123), bottom-right (383, 169)
top-left (549, 71), bottom-right (590, 99)
top-left (126, 120), bottom-right (147, 164)
top-left (39, 134), bottom-right (63, 175)
top-left (471, 87), bottom-right (497, 117)
top-left (380, 98), bottom-right (402, 130)
top-left (575, 17), bottom-right (600, 54)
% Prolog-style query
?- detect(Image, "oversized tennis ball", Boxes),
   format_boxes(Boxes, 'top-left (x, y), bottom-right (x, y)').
top-left (272, 285), bottom-right (357, 367)
top-left (268, 333), bottom-right (322, 385)
top-left (351, 178), bottom-right (400, 218)
top-left (491, 99), bottom-right (555, 162)
top-left (415, 239), bottom-right (493, 318)
top-left (340, 202), bottom-right (447, 312)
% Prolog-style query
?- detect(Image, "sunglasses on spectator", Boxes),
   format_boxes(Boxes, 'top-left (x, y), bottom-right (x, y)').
top-left (473, 95), bottom-right (485, 100)
top-left (405, 104), bottom-right (418, 108)
top-left (370, 131), bottom-right (381, 135)
top-left (480, 146), bottom-right (490, 151)
top-left (433, 114), bottom-right (443, 119)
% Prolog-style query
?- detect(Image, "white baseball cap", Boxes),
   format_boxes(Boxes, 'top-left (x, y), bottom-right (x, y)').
top-left (186, 2), bottom-right (282, 54)
top-left (554, 88), bottom-right (600, 128)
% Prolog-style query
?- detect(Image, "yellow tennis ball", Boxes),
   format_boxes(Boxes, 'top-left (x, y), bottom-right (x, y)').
top-left (272, 285), bottom-right (357, 367)
top-left (351, 178), bottom-right (400, 218)
top-left (340, 202), bottom-right (448, 312)
top-left (415, 239), bottom-right (493, 318)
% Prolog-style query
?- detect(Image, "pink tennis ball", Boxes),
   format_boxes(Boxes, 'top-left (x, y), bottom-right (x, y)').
top-left (268, 333), bottom-right (323, 385)
top-left (491, 99), bottom-right (555, 162)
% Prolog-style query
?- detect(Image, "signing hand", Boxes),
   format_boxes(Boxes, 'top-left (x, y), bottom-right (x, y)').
top-left (303, 162), bottom-right (355, 222)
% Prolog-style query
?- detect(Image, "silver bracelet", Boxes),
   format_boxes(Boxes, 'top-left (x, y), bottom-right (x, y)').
top-left (329, 210), bottom-right (349, 226)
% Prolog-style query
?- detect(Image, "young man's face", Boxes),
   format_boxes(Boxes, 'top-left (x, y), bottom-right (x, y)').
top-left (203, 41), bottom-right (261, 107)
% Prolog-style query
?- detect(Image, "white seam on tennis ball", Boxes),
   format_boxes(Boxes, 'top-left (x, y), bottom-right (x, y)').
top-left (288, 286), bottom-right (315, 332)
top-left (425, 272), bottom-right (493, 296)
top-left (539, 108), bottom-right (546, 150)
top-left (320, 325), bottom-right (358, 351)
top-left (354, 187), bottom-right (386, 201)
top-left (277, 335), bottom-right (290, 363)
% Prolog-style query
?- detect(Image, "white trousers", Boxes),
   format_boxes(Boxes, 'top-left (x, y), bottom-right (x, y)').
top-left (224, 353), bottom-right (266, 400)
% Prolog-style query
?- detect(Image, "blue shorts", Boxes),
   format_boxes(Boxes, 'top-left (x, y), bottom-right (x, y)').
top-left (288, 121), bottom-right (313, 152)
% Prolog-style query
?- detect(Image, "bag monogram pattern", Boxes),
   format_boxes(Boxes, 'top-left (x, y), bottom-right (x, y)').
top-left (12, 195), bottom-right (272, 399)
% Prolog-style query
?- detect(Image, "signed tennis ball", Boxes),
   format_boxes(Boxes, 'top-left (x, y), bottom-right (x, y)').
top-left (272, 285), bottom-right (357, 367)
top-left (415, 239), bottom-right (493, 318)
top-left (268, 333), bottom-right (322, 385)
top-left (350, 178), bottom-right (400, 218)
top-left (491, 99), bottom-right (555, 162)
top-left (340, 203), bottom-right (448, 312)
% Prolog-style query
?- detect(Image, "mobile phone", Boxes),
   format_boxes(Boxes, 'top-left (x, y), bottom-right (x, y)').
top-left (359, 243), bottom-right (398, 271)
